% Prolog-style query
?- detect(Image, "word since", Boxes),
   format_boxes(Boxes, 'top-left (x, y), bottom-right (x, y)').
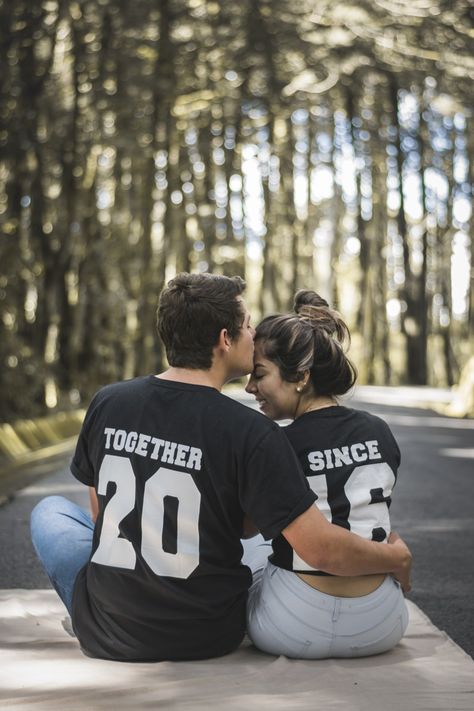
top-left (308, 440), bottom-right (382, 471)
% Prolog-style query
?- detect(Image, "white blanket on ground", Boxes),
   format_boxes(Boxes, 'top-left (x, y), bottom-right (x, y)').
top-left (0, 590), bottom-right (473, 710)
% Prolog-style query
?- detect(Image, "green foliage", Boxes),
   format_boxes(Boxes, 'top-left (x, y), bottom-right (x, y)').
top-left (0, 0), bottom-right (473, 420)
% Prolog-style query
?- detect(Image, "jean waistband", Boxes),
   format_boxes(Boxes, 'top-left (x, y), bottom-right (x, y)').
top-left (266, 562), bottom-right (399, 612)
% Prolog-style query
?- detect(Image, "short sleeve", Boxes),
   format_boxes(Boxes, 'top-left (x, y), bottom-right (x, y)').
top-left (238, 425), bottom-right (316, 540)
top-left (70, 391), bottom-right (103, 486)
top-left (391, 429), bottom-right (401, 469)
top-left (379, 419), bottom-right (401, 470)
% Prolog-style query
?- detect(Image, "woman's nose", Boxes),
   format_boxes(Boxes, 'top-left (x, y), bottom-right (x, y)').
top-left (245, 375), bottom-right (256, 393)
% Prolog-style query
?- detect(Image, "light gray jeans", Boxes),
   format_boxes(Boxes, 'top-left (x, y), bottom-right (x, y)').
top-left (242, 535), bottom-right (409, 659)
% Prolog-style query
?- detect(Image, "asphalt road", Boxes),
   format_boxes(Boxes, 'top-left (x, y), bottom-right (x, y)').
top-left (1, 391), bottom-right (473, 658)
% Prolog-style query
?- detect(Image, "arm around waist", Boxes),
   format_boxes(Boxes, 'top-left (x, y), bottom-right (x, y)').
top-left (282, 504), bottom-right (412, 592)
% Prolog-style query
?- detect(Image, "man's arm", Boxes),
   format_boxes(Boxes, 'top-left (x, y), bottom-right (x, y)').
top-left (89, 487), bottom-right (99, 523)
top-left (282, 504), bottom-right (412, 592)
top-left (242, 516), bottom-right (259, 539)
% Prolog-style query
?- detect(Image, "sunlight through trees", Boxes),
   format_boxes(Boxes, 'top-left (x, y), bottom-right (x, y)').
top-left (0, 0), bottom-right (473, 419)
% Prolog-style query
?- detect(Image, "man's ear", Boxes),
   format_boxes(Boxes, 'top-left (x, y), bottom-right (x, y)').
top-left (217, 328), bottom-right (232, 351)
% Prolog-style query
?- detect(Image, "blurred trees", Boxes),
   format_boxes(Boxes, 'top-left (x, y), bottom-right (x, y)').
top-left (0, 0), bottom-right (473, 420)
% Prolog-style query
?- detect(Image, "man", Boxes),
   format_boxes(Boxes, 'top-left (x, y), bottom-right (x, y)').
top-left (31, 272), bottom-right (411, 662)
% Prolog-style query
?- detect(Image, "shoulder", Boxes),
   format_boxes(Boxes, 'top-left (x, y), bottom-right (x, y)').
top-left (100, 376), bottom-right (149, 394)
top-left (84, 377), bottom-right (149, 413)
top-left (210, 393), bottom-right (293, 459)
top-left (339, 407), bottom-right (398, 442)
top-left (349, 408), bottom-right (394, 435)
top-left (284, 405), bottom-right (397, 446)
top-left (215, 392), bottom-right (282, 435)
top-left (346, 407), bottom-right (400, 462)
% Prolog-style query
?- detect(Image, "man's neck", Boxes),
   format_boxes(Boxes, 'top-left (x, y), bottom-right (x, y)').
top-left (155, 367), bottom-right (225, 391)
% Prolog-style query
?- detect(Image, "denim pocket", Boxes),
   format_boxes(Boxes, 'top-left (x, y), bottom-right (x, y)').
top-left (349, 615), bottom-right (406, 657)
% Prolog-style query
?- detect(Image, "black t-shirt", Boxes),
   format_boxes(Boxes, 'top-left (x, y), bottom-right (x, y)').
top-left (70, 376), bottom-right (315, 661)
top-left (271, 405), bottom-right (400, 575)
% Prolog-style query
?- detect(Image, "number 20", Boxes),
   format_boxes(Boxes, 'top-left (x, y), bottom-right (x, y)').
top-left (91, 454), bottom-right (201, 579)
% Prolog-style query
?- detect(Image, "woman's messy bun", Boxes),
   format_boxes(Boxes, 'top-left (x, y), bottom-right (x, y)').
top-left (294, 289), bottom-right (329, 311)
top-left (255, 290), bottom-right (357, 397)
top-left (293, 289), bottom-right (351, 347)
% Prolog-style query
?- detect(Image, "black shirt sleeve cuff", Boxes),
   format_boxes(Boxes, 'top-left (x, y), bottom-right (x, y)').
top-left (70, 459), bottom-right (94, 487)
top-left (259, 490), bottom-right (317, 541)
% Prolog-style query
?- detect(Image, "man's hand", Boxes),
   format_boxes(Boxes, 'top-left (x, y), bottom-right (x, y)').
top-left (388, 531), bottom-right (412, 593)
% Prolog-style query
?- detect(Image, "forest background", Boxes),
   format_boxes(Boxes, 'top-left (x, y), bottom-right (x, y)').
top-left (0, 0), bottom-right (473, 422)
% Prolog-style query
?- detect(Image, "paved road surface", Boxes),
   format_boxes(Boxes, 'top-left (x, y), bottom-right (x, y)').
top-left (1, 389), bottom-right (472, 658)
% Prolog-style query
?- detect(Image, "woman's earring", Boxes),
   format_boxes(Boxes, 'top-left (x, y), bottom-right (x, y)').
top-left (296, 386), bottom-right (302, 393)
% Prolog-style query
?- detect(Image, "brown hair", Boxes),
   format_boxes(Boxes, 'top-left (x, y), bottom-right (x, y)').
top-left (157, 272), bottom-right (246, 369)
top-left (255, 289), bottom-right (357, 397)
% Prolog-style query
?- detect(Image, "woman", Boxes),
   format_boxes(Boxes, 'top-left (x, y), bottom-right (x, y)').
top-left (244, 290), bottom-right (409, 659)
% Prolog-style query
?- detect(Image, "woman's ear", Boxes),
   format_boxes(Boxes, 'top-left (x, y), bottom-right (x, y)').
top-left (296, 370), bottom-right (311, 392)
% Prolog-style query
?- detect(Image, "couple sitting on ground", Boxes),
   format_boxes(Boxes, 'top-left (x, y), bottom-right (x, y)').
top-left (31, 272), bottom-right (410, 662)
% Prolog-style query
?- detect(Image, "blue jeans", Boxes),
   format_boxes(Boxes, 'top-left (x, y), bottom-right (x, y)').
top-left (30, 496), bottom-right (94, 615)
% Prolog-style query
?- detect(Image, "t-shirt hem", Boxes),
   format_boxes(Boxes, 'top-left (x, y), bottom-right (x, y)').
top-left (78, 637), bottom-right (243, 663)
